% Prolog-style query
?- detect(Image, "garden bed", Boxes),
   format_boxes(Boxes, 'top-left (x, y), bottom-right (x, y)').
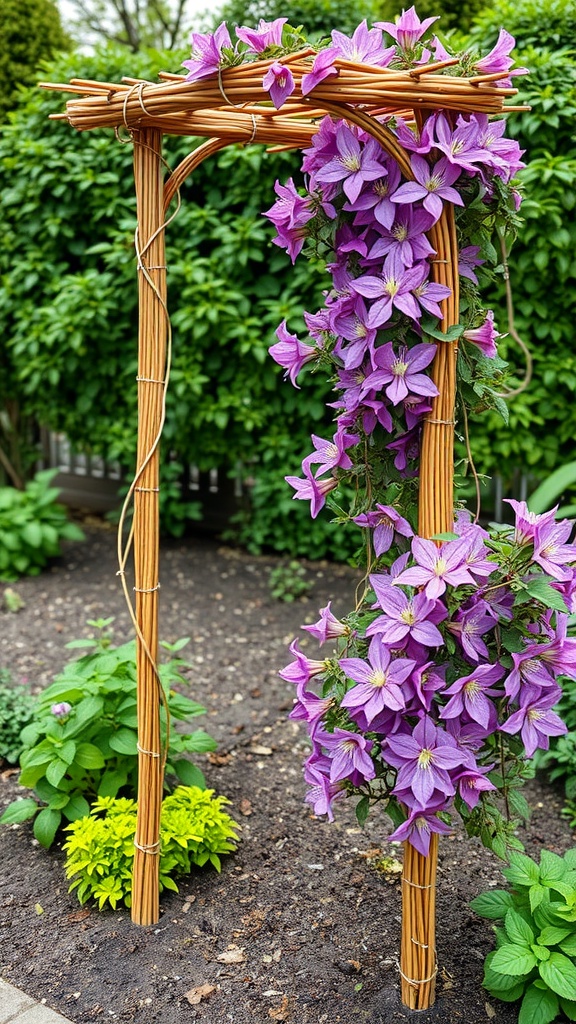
top-left (0, 524), bottom-right (572, 1023)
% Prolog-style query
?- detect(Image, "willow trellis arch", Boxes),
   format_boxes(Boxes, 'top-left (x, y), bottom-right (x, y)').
top-left (43, 52), bottom-right (520, 1009)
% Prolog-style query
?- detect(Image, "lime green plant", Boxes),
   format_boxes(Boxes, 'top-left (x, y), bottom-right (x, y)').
top-left (0, 620), bottom-right (216, 847)
top-left (268, 559), bottom-right (312, 602)
top-left (0, 470), bottom-right (84, 581)
top-left (471, 848), bottom-right (576, 1022)
top-left (63, 787), bottom-right (240, 909)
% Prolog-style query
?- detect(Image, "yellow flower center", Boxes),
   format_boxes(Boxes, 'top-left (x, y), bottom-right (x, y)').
top-left (369, 669), bottom-right (388, 688)
top-left (400, 605), bottom-right (416, 625)
top-left (434, 557), bottom-right (447, 576)
top-left (418, 748), bottom-right (433, 769)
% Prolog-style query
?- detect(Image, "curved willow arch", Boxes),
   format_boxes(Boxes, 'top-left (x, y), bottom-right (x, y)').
top-left (42, 55), bottom-right (516, 1006)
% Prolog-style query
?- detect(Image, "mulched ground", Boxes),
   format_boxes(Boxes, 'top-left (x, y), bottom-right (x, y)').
top-left (0, 523), bottom-right (573, 1024)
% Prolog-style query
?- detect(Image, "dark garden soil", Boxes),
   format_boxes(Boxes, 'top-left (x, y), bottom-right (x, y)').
top-left (0, 523), bottom-right (573, 1024)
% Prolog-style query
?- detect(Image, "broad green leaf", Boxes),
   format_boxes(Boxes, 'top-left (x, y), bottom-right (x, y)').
top-left (183, 729), bottom-right (218, 753)
top-left (59, 740), bottom-right (77, 766)
top-left (560, 936), bottom-right (576, 957)
top-left (518, 982), bottom-right (559, 1024)
top-left (97, 770), bottom-right (128, 797)
top-left (540, 850), bottom-right (566, 882)
top-left (470, 890), bottom-right (514, 920)
top-left (560, 996), bottom-right (576, 1020)
top-left (33, 807), bottom-right (61, 848)
top-left (74, 742), bottom-right (106, 769)
top-left (503, 853), bottom-right (540, 887)
top-left (530, 884), bottom-right (547, 912)
top-left (539, 953), bottom-right (576, 1001)
top-left (108, 728), bottom-right (138, 756)
top-left (525, 579), bottom-right (568, 612)
top-left (0, 798), bottom-right (38, 824)
top-left (61, 794), bottom-right (90, 822)
top-left (506, 908), bottom-right (535, 946)
top-left (45, 758), bottom-right (68, 788)
top-left (538, 926), bottom-right (571, 947)
top-left (171, 759), bottom-right (206, 789)
top-left (491, 944), bottom-right (538, 976)
top-left (532, 944), bottom-right (550, 962)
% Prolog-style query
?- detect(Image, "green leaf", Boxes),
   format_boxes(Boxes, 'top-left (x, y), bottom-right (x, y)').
top-left (74, 742), bottom-right (106, 769)
top-left (171, 759), bottom-right (206, 789)
top-left (504, 853), bottom-right (540, 887)
top-left (108, 728), bottom-right (138, 756)
top-left (560, 936), bottom-right (576, 957)
top-left (518, 982), bottom-right (559, 1024)
top-left (530, 885), bottom-right (547, 912)
top-left (538, 926), bottom-right (572, 947)
top-left (525, 579), bottom-right (568, 612)
top-left (21, 522), bottom-right (43, 548)
top-left (45, 758), bottom-right (69, 788)
top-left (0, 797), bottom-right (38, 824)
top-left (471, 890), bottom-right (515, 920)
top-left (33, 807), bottom-right (61, 848)
top-left (560, 997), bottom-right (576, 1021)
top-left (491, 944), bottom-right (538, 977)
top-left (539, 953), bottom-right (576, 1000)
top-left (355, 795), bottom-right (370, 827)
top-left (183, 729), bottom-right (218, 753)
top-left (505, 909), bottom-right (535, 946)
top-left (61, 794), bottom-right (90, 822)
top-left (97, 770), bottom-right (128, 798)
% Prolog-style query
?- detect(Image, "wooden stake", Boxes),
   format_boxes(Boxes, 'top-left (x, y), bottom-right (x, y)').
top-left (131, 128), bottom-right (167, 927)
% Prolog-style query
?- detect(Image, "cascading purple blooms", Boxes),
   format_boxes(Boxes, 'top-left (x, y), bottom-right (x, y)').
top-left (184, 9), bottom-right (573, 857)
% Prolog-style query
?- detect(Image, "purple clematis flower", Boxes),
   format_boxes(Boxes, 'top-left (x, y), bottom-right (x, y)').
top-left (346, 162), bottom-right (401, 230)
top-left (332, 296), bottom-right (378, 369)
top-left (352, 504), bottom-right (413, 556)
top-left (388, 804), bottom-right (452, 856)
top-left (440, 662), bottom-right (505, 730)
top-left (366, 580), bottom-right (446, 647)
top-left (474, 29), bottom-right (528, 84)
top-left (362, 341), bottom-right (438, 405)
top-left (391, 154), bottom-right (464, 223)
top-left (376, 6), bottom-right (439, 51)
top-left (394, 115), bottom-right (436, 154)
top-left (532, 518), bottom-right (576, 582)
top-left (316, 726), bottom-right (375, 784)
top-left (456, 765), bottom-right (496, 809)
top-left (366, 206), bottom-right (436, 267)
top-left (303, 602), bottom-right (349, 644)
top-left (289, 678), bottom-right (333, 733)
top-left (262, 61), bottom-right (295, 108)
top-left (385, 715), bottom-right (466, 805)
top-left (236, 17), bottom-right (287, 52)
top-left (433, 112), bottom-right (487, 174)
top-left (340, 636), bottom-right (415, 720)
top-left (279, 639), bottom-right (327, 686)
top-left (351, 252), bottom-right (423, 328)
top-left (182, 23), bottom-right (233, 81)
top-left (463, 311), bottom-right (500, 358)
top-left (458, 245), bottom-right (485, 285)
top-left (285, 466), bottom-right (338, 519)
top-left (410, 263), bottom-right (452, 319)
top-left (394, 536), bottom-right (476, 598)
top-left (269, 321), bottom-right (316, 386)
top-left (315, 123), bottom-right (386, 205)
top-left (304, 752), bottom-right (346, 821)
top-left (302, 426), bottom-right (360, 478)
top-left (500, 687), bottom-right (567, 758)
top-left (263, 178), bottom-right (315, 261)
top-left (447, 599), bottom-right (496, 661)
top-left (302, 21), bottom-right (395, 95)
top-left (504, 647), bottom-right (557, 702)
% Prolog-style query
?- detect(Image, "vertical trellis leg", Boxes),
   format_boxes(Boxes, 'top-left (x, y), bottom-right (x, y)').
top-left (131, 127), bottom-right (167, 927)
top-left (400, 205), bottom-right (460, 1009)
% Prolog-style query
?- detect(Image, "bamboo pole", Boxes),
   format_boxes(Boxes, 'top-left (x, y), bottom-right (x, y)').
top-left (131, 127), bottom-right (167, 927)
top-left (398, 199), bottom-right (460, 1009)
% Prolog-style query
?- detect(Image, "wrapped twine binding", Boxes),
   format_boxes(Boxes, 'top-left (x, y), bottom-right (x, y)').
top-left (41, 54), bottom-right (521, 1005)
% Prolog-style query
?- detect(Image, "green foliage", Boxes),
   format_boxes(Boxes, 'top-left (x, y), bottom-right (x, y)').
top-left (268, 559), bottom-right (312, 602)
top-left (0, 470), bottom-right (84, 581)
top-left (212, 0), bottom-right (377, 38)
top-left (0, 44), bottom-right (335, 555)
top-left (537, 677), bottom-right (576, 805)
top-left (472, 848), bottom-right (576, 1022)
top-left (0, 672), bottom-right (36, 764)
top-left (0, 0), bottom-right (69, 123)
top-left (0, 620), bottom-right (216, 847)
top-left (454, 0), bottom-right (576, 496)
top-left (63, 787), bottom-right (240, 909)
top-left (528, 463), bottom-right (576, 517)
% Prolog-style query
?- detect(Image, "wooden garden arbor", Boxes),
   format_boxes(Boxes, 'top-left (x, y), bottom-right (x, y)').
top-left (43, 53), bottom-right (518, 1009)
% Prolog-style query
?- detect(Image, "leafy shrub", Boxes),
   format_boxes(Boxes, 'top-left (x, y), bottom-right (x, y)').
top-left (537, 677), bottom-right (576, 803)
top-left (0, 620), bottom-right (217, 847)
top-left (268, 560), bottom-right (312, 602)
top-left (0, 470), bottom-right (84, 581)
top-left (0, 671), bottom-right (36, 764)
top-left (472, 848), bottom-right (576, 1022)
top-left (63, 787), bottom-right (240, 910)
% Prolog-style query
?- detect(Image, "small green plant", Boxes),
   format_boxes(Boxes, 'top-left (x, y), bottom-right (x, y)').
top-left (63, 787), bottom-right (240, 909)
top-left (0, 671), bottom-right (36, 764)
top-left (0, 620), bottom-right (217, 847)
top-left (268, 559), bottom-right (312, 602)
top-left (472, 848), bottom-right (576, 1022)
top-left (0, 470), bottom-right (84, 581)
top-left (537, 677), bottom-right (576, 804)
